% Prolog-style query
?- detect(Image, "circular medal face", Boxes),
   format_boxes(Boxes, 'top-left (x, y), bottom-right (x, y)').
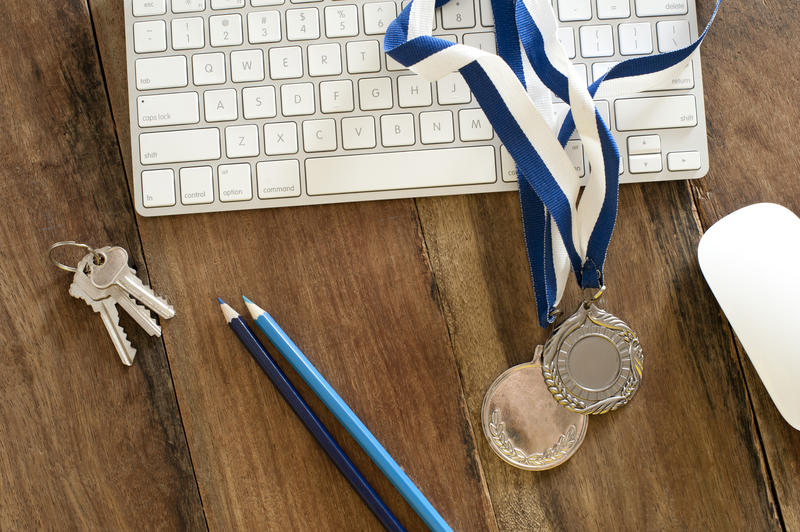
top-left (482, 360), bottom-right (588, 471)
top-left (542, 302), bottom-right (644, 415)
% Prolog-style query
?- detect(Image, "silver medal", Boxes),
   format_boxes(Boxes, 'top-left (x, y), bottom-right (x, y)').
top-left (542, 295), bottom-right (643, 415)
top-left (482, 347), bottom-right (588, 471)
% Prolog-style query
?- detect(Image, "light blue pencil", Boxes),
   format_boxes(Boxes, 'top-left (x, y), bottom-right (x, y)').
top-left (243, 296), bottom-right (452, 532)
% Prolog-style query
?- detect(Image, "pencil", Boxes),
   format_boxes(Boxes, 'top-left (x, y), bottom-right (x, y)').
top-left (217, 299), bottom-right (405, 532)
top-left (243, 296), bottom-right (452, 532)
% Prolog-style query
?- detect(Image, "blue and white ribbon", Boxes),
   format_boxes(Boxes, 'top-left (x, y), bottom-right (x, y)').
top-left (386, 0), bottom-right (720, 326)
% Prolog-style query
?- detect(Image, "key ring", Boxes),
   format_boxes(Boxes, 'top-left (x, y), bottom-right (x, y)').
top-left (48, 241), bottom-right (104, 272)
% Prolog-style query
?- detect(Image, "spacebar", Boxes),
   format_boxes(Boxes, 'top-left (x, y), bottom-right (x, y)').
top-left (305, 146), bottom-right (496, 196)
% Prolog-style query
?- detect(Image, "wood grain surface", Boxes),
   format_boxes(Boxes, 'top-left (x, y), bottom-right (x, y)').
top-left (1, 0), bottom-right (797, 530)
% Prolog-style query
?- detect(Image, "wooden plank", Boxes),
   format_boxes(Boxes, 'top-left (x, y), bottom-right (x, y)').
top-left (90, 1), bottom-right (497, 529)
top-left (689, 0), bottom-right (800, 528)
top-left (0, 1), bottom-right (206, 529)
top-left (416, 180), bottom-right (782, 529)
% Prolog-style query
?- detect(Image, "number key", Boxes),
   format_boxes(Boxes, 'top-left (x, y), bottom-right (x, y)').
top-left (325, 5), bottom-right (359, 38)
top-left (248, 11), bottom-right (282, 43)
top-left (286, 8), bottom-right (320, 40)
top-left (441, 0), bottom-right (475, 30)
top-left (210, 14), bottom-right (243, 47)
top-left (363, 2), bottom-right (396, 35)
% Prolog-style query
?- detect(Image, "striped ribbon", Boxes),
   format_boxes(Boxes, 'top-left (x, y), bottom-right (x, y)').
top-left (386, 0), bottom-right (720, 326)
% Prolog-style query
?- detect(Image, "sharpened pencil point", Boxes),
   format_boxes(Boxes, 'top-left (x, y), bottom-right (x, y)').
top-left (218, 300), bottom-right (240, 323)
top-left (242, 296), bottom-right (265, 320)
top-left (217, 297), bottom-right (225, 305)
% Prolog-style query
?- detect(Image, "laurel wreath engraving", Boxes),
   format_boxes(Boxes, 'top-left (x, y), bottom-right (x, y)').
top-left (542, 304), bottom-right (643, 415)
top-left (488, 410), bottom-right (577, 467)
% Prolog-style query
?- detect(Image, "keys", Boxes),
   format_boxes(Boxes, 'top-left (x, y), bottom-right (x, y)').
top-left (308, 43), bottom-right (342, 76)
top-left (441, 0), bottom-right (475, 30)
top-left (135, 56), bottom-right (187, 90)
top-left (580, 25), bottom-right (614, 57)
top-left (173, 0), bottom-right (206, 13)
top-left (359, 77), bottom-right (393, 110)
top-left (657, 20), bottom-right (691, 52)
top-left (231, 49), bottom-right (265, 82)
top-left (286, 8), bottom-right (320, 40)
top-left (618, 23), bottom-right (653, 55)
top-left (133, 0), bottom-right (166, 16)
top-left (133, 21), bottom-right (167, 54)
top-left (305, 146), bottom-right (496, 195)
top-left (558, 0), bottom-right (592, 22)
top-left (320, 80), bottom-right (355, 113)
top-left (614, 95), bottom-right (697, 131)
top-left (137, 92), bottom-right (200, 127)
top-left (193, 53), bottom-right (226, 85)
top-left (248, 11), bottom-right (282, 44)
top-left (269, 46), bottom-right (304, 79)
top-left (597, 0), bottom-right (630, 19)
top-left (68, 246), bottom-right (175, 366)
top-left (325, 5), bottom-right (359, 38)
top-left (635, 0), bottom-right (687, 17)
top-left (363, 2), bottom-right (397, 35)
top-left (139, 128), bottom-right (221, 164)
top-left (212, 0), bottom-right (245, 8)
top-left (380, 113), bottom-right (415, 146)
top-left (171, 17), bottom-right (205, 50)
top-left (257, 160), bottom-right (302, 198)
top-left (420, 111), bottom-right (455, 144)
top-left (141, 169), bottom-right (176, 206)
top-left (346, 41), bottom-right (381, 74)
top-left (219, 164), bottom-right (253, 201)
top-left (210, 14), bottom-right (244, 47)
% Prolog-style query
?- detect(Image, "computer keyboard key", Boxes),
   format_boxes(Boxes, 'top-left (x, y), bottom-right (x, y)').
top-left (325, 5), bottom-right (359, 38)
top-left (398, 75), bottom-right (433, 108)
top-left (359, 77), bottom-right (393, 110)
top-left (420, 111), bottom-right (455, 144)
top-left (342, 116), bottom-right (376, 149)
top-left (592, 61), bottom-right (618, 82)
top-left (243, 86), bottom-right (277, 119)
top-left (478, 0), bottom-right (494, 26)
top-left (171, 17), bottom-right (205, 50)
top-left (580, 25), bottom-right (614, 57)
top-left (615, 95), bottom-right (696, 131)
top-left (219, 164), bottom-right (253, 202)
top-left (346, 41), bottom-right (381, 74)
top-left (248, 11), bottom-right (282, 44)
top-left (556, 27), bottom-right (576, 59)
top-left (463, 32), bottom-right (497, 54)
top-left (204, 89), bottom-right (239, 121)
top-left (442, 0), bottom-right (476, 29)
top-left (210, 15), bottom-right (244, 47)
top-left (458, 108), bottom-right (493, 141)
top-left (172, 0), bottom-right (206, 13)
top-left (193, 53), bottom-right (226, 85)
top-left (308, 43), bottom-right (342, 76)
top-left (179, 166), bottom-right (214, 205)
top-left (281, 83), bottom-right (315, 115)
top-left (629, 153), bottom-right (663, 173)
top-left (597, 0), bottom-right (630, 19)
top-left (303, 119), bottom-right (337, 152)
top-left (133, 0), bottom-right (167, 17)
top-left (667, 151), bottom-right (701, 171)
top-left (648, 60), bottom-right (694, 90)
top-left (231, 50), bottom-right (265, 82)
top-left (138, 92), bottom-right (200, 127)
top-left (134, 21), bottom-right (167, 54)
top-left (269, 46), bottom-right (304, 79)
top-left (558, 0), bottom-right (592, 22)
top-left (257, 160), bottom-right (302, 198)
top-left (320, 80), bottom-right (355, 113)
top-left (437, 73), bottom-right (471, 104)
top-left (635, 0), bottom-right (688, 17)
top-left (135, 56), bottom-right (188, 90)
top-left (627, 135), bottom-right (660, 155)
top-left (212, 0), bottom-right (245, 8)
top-left (141, 169), bottom-right (175, 207)
top-left (264, 122), bottom-right (299, 154)
top-left (500, 146), bottom-right (517, 182)
top-left (380, 114), bottom-right (415, 147)
top-left (363, 2), bottom-right (397, 35)
top-left (619, 23), bottom-right (653, 55)
top-left (305, 146), bottom-right (496, 195)
top-left (657, 20), bottom-right (691, 52)
top-left (226, 125), bottom-right (260, 157)
top-left (564, 140), bottom-right (585, 177)
top-left (286, 8), bottom-right (320, 40)
top-left (252, 0), bottom-right (285, 4)
top-left (140, 128), bottom-right (221, 164)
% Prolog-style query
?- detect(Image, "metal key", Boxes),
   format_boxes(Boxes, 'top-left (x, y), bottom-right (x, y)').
top-left (88, 246), bottom-right (175, 319)
top-left (69, 255), bottom-right (137, 365)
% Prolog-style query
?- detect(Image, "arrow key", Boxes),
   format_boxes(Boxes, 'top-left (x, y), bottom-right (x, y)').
top-left (667, 151), bottom-right (701, 172)
top-left (629, 153), bottom-right (663, 174)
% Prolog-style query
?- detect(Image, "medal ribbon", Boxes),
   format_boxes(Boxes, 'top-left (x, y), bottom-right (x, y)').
top-left (386, 1), bottom-right (720, 326)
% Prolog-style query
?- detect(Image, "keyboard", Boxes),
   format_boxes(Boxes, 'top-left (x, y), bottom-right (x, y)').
top-left (124, 0), bottom-right (708, 216)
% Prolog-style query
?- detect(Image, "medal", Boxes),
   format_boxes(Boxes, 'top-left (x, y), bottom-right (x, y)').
top-left (541, 289), bottom-right (643, 415)
top-left (482, 347), bottom-right (587, 470)
top-left (386, 0), bottom-right (720, 469)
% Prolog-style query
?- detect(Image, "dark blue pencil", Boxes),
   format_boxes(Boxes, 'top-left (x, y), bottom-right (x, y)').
top-left (217, 299), bottom-right (405, 532)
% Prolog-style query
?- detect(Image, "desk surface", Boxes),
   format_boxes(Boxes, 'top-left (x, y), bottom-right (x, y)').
top-left (1, 1), bottom-right (798, 530)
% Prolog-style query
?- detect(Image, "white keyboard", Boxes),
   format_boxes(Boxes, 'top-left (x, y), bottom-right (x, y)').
top-left (124, 0), bottom-right (709, 216)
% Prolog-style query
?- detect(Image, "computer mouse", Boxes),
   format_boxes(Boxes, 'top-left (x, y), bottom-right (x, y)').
top-left (698, 203), bottom-right (800, 430)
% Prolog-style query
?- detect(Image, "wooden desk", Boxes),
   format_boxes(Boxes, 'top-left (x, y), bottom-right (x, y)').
top-left (1, 1), bottom-right (797, 529)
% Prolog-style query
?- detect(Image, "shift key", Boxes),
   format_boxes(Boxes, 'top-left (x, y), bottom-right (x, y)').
top-left (140, 128), bottom-right (220, 164)
top-left (615, 95), bottom-right (697, 131)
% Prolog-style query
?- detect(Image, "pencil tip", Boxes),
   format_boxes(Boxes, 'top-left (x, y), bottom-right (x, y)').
top-left (218, 300), bottom-right (239, 323)
top-left (217, 297), bottom-right (225, 305)
top-left (242, 296), bottom-right (264, 319)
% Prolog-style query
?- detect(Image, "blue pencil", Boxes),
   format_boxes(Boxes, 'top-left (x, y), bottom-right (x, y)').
top-left (243, 296), bottom-right (452, 532)
top-left (217, 299), bottom-right (405, 532)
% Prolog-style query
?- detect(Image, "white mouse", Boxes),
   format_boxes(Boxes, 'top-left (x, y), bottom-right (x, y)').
top-left (698, 203), bottom-right (800, 430)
